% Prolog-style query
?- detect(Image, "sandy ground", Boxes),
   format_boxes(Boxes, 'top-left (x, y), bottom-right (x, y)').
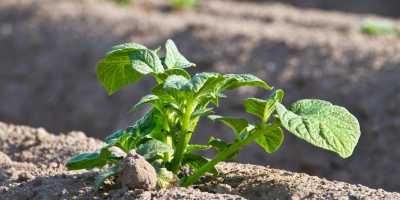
top-left (1, 122), bottom-right (400, 199)
top-left (1, 0), bottom-right (400, 192)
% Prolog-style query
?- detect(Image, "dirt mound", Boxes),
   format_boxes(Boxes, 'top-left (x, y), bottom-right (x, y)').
top-left (1, 122), bottom-right (399, 199)
top-left (1, 0), bottom-right (399, 192)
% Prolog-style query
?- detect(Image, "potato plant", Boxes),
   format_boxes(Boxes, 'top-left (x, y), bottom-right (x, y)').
top-left (66, 39), bottom-right (361, 191)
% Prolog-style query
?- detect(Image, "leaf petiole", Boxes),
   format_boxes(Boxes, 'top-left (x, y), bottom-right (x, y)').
top-left (181, 121), bottom-right (282, 187)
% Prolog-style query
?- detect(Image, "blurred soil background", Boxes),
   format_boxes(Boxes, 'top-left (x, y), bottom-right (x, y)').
top-left (1, 0), bottom-right (399, 192)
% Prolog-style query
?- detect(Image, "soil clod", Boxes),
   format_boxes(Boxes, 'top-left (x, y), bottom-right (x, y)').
top-left (118, 150), bottom-right (157, 191)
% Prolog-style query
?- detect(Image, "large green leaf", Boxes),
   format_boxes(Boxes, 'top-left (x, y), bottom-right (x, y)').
top-left (127, 95), bottom-right (160, 114)
top-left (164, 39), bottom-right (196, 69)
top-left (255, 127), bottom-right (284, 153)
top-left (163, 75), bottom-right (190, 92)
top-left (222, 74), bottom-right (272, 90)
top-left (66, 148), bottom-right (112, 170)
top-left (275, 100), bottom-right (361, 158)
top-left (182, 154), bottom-right (219, 176)
top-left (105, 43), bottom-right (147, 57)
top-left (97, 51), bottom-right (145, 95)
top-left (244, 90), bottom-right (284, 123)
top-left (135, 108), bottom-right (163, 137)
top-left (128, 49), bottom-right (164, 75)
top-left (181, 73), bottom-right (225, 95)
top-left (159, 68), bottom-right (192, 81)
top-left (208, 115), bottom-right (249, 138)
top-left (156, 168), bottom-right (179, 189)
top-left (94, 166), bottom-right (119, 191)
top-left (136, 139), bottom-right (174, 160)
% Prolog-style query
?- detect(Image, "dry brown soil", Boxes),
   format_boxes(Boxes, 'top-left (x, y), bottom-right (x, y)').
top-left (1, 122), bottom-right (400, 199)
top-left (1, 0), bottom-right (400, 193)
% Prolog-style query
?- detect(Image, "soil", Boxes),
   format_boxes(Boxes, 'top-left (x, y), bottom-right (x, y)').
top-left (1, 121), bottom-right (400, 200)
top-left (1, 0), bottom-right (400, 193)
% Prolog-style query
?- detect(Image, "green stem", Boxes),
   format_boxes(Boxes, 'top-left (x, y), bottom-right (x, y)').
top-left (163, 121), bottom-right (172, 163)
top-left (170, 98), bottom-right (196, 174)
top-left (181, 122), bottom-right (281, 187)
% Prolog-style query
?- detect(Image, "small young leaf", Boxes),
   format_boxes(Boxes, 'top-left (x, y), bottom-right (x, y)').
top-left (136, 139), bottom-right (174, 160)
top-left (244, 89), bottom-right (284, 123)
top-left (105, 130), bottom-right (126, 143)
top-left (207, 137), bottom-right (238, 160)
top-left (223, 74), bottom-right (272, 90)
top-left (182, 154), bottom-right (219, 176)
top-left (208, 115), bottom-right (249, 138)
top-left (151, 84), bottom-right (180, 106)
top-left (128, 49), bottom-right (164, 75)
top-left (105, 43), bottom-right (147, 57)
top-left (164, 39), bottom-right (196, 69)
top-left (255, 127), bottom-right (284, 153)
top-left (66, 148), bottom-right (112, 170)
top-left (191, 108), bottom-right (214, 119)
top-left (156, 168), bottom-right (180, 189)
top-left (158, 68), bottom-right (191, 81)
top-left (186, 144), bottom-right (211, 152)
top-left (163, 75), bottom-right (190, 92)
top-left (127, 95), bottom-right (160, 114)
top-left (153, 45), bottom-right (162, 54)
top-left (94, 166), bottom-right (119, 191)
top-left (97, 51), bottom-right (145, 95)
top-left (275, 100), bottom-right (361, 158)
top-left (104, 133), bottom-right (137, 153)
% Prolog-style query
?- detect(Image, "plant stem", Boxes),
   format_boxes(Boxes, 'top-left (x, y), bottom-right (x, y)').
top-left (163, 121), bottom-right (172, 163)
top-left (181, 122), bottom-right (281, 187)
top-left (170, 98), bottom-right (196, 174)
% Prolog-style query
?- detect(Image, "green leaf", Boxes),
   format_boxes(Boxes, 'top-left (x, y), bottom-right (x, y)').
top-left (104, 133), bottom-right (136, 153)
top-left (181, 72), bottom-right (225, 95)
top-left (186, 144), bottom-right (211, 152)
top-left (66, 148), bottom-right (112, 170)
top-left (156, 168), bottom-right (179, 189)
top-left (97, 51), bottom-right (145, 95)
top-left (244, 89), bottom-right (284, 123)
top-left (208, 115), bottom-right (249, 138)
top-left (105, 130), bottom-right (126, 143)
top-left (275, 100), bottom-right (361, 158)
top-left (153, 45), bottom-right (161, 54)
top-left (159, 68), bottom-right (191, 81)
top-left (136, 108), bottom-right (163, 137)
top-left (223, 74), bottom-right (272, 90)
top-left (163, 104), bottom-right (183, 116)
top-left (94, 166), bottom-right (119, 191)
top-left (127, 95), bottom-right (160, 114)
top-left (182, 154), bottom-right (219, 176)
top-left (191, 108), bottom-right (214, 119)
top-left (105, 43), bottom-right (147, 57)
top-left (255, 127), bottom-right (284, 153)
top-left (151, 84), bottom-right (180, 105)
top-left (136, 139), bottom-right (174, 160)
top-left (207, 137), bottom-right (238, 160)
top-left (164, 39), bottom-right (196, 69)
top-left (163, 75), bottom-right (190, 92)
top-left (128, 49), bottom-right (164, 75)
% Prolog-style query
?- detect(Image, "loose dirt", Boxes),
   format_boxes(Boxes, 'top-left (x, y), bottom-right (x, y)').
top-left (1, 0), bottom-right (400, 193)
top-left (1, 122), bottom-right (399, 199)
